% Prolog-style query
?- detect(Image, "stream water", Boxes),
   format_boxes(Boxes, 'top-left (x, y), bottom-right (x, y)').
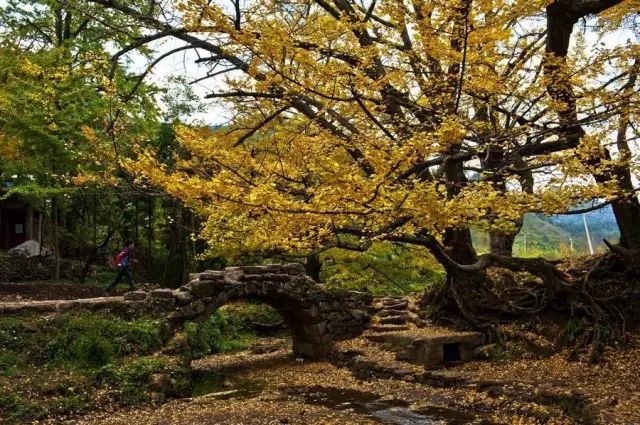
top-left (283, 386), bottom-right (478, 425)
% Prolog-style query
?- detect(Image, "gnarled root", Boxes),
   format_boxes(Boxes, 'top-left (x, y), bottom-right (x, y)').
top-left (421, 253), bottom-right (634, 361)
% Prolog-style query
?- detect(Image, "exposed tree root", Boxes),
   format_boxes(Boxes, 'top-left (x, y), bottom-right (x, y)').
top-left (419, 249), bottom-right (639, 362)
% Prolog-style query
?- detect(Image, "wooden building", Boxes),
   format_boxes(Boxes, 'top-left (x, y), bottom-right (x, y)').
top-left (0, 197), bottom-right (42, 250)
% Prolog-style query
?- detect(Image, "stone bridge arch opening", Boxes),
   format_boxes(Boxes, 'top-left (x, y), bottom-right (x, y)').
top-left (162, 264), bottom-right (373, 358)
top-left (201, 294), bottom-right (330, 357)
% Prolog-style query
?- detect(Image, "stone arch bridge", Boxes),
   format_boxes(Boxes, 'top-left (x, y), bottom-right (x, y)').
top-left (123, 263), bottom-right (373, 357)
top-left (0, 264), bottom-right (373, 357)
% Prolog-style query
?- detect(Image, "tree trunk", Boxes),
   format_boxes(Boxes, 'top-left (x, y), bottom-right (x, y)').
top-left (52, 197), bottom-right (60, 280)
top-left (489, 216), bottom-right (524, 257)
top-left (79, 228), bottom-right (114, 284)
top-left (443, 228), bottom-right (476, 264)
top-left (607, 60), bottom-right (640, 251)
top-left (544, 1), bottom-right (639, 252)
top-left (489, 230), bottom-right (518, 257)
top-left (305, 254), bottom-right (322, 282)
top-left (607, 195), bottom-right (640, 251)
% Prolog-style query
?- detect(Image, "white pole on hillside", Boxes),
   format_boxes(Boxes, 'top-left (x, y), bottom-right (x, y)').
top-left (569, 237), bottom-right (574, 256)
top-left (583, 214), bottom-right (594, 255)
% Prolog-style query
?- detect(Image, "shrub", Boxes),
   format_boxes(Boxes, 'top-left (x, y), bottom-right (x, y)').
top-left (100, 357), bottom-right (167, 404)
top-left (184, 310), bottom-right (256, 358)
top-left (46, 312), bottom-right (163, 367)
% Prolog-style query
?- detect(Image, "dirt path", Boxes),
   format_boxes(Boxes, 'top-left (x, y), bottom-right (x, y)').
top-left (0, 281), bottom-right (124, 302)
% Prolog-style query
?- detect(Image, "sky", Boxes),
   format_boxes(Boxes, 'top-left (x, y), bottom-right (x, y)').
top-left (127, 38), bottom-right (230, 125)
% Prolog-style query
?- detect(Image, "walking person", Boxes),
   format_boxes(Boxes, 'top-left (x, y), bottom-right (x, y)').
top-left (106, 240), bottom-right (136, 293)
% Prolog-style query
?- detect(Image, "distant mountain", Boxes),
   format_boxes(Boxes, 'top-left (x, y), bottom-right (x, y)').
top-left (472, 206), bottom-right (620, 258)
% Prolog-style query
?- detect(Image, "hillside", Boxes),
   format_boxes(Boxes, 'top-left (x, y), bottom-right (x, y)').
top-left (473, 206), bottom-right (620, 258)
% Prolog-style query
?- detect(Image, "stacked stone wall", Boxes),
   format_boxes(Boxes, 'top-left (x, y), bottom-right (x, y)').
top-left (0, 254), bottom-right (90, 282)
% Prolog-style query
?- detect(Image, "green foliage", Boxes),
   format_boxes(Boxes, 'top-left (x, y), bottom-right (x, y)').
top-left (184, 310), bottom-right (257, 358)
top-left (0, 312), bottom-right (170, 422)
top-left (45, 312), bottom-right (163, 367)
top-left (0, 391), bottom-right (45, 422)
top-left (221, 302), bottom-right (282, 326)
top-left (100, 357), bottom-right (168, 404)
top-left (0, 312), bottom-right (162, 368)
top-left (0, 348), bottom-right (23, 376)
top-left (321, 242), bottom-right (444, 295)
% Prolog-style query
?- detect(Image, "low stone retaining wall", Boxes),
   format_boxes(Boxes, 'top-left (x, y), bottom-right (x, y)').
top-left (0, 254), bottom-right (90, 282)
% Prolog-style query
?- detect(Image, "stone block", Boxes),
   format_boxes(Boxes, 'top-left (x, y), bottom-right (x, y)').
top-left (223, 268), bottom-right (244, 283)
top-left (173, 289), bottom-right (192, 306)
top-left (124, 290), bottom-right (148, 301)
top-left (190, 281), bottom-right (219, 298)
top-left (199, 271), bottom-right (225, 281)
top-left (150, 288), bottom-right (174, 299)
top-left (281, 263), bottom-right (305, 275)
top-left (349, 309), bottom-right (366, 320)
top-left (303, 305), bottom-right (319, 317)
top-left (327, 311), bottom-right (342, 321)
top-left (127, 300), bottom-right (148, 311)
top-left (239, 265), bottom-right (279, 274)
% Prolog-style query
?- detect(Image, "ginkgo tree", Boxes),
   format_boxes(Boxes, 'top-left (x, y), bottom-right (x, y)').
top-left (75, 0), bottom-right (639, 353)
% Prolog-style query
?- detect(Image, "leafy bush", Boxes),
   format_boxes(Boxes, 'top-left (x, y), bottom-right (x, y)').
top-left (100, 357), bottom-right (167, 404)
top-left (46, 312), bottom-right (163, 367)
top-left (0, 317), bottom-right (30, 351)
top-left (184, 309), bottom-right (256, 358)
top-left (67, 334), bottom-right (116, 367)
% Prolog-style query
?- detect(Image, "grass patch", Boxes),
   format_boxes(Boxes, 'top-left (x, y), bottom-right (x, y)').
top-left (0, 312), bottom-right (169, 422)
top-left (0, 308), bottom-right (264, 422)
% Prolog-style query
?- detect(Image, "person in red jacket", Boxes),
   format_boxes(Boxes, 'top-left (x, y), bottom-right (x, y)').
top-left (106, 240), bottom-right (136, 293)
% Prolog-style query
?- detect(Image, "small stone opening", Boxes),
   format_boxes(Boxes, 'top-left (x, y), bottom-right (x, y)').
top-left (442, 343), bottom-right (461, 362)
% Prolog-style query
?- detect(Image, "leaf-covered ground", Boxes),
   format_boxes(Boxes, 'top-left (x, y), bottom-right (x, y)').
top-left (64, 332), bottom-right (640, 425)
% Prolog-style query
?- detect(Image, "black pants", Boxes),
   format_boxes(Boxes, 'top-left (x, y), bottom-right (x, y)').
top-left (106, 266), bottom-right (135, 290)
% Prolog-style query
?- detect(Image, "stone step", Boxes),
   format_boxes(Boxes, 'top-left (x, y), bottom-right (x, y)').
top-left (377, 309), bottom-right (407, 317)
top-left (378, 315), bottom-right (408, 325)
top-left (382, 301), bottom-right (408, 310)
top-left (380, 296), bottom-right (404, 302)
top-left (370, 324), bottom-right (410, 332)
top-left (381, 298), bottom-right (407, 305)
